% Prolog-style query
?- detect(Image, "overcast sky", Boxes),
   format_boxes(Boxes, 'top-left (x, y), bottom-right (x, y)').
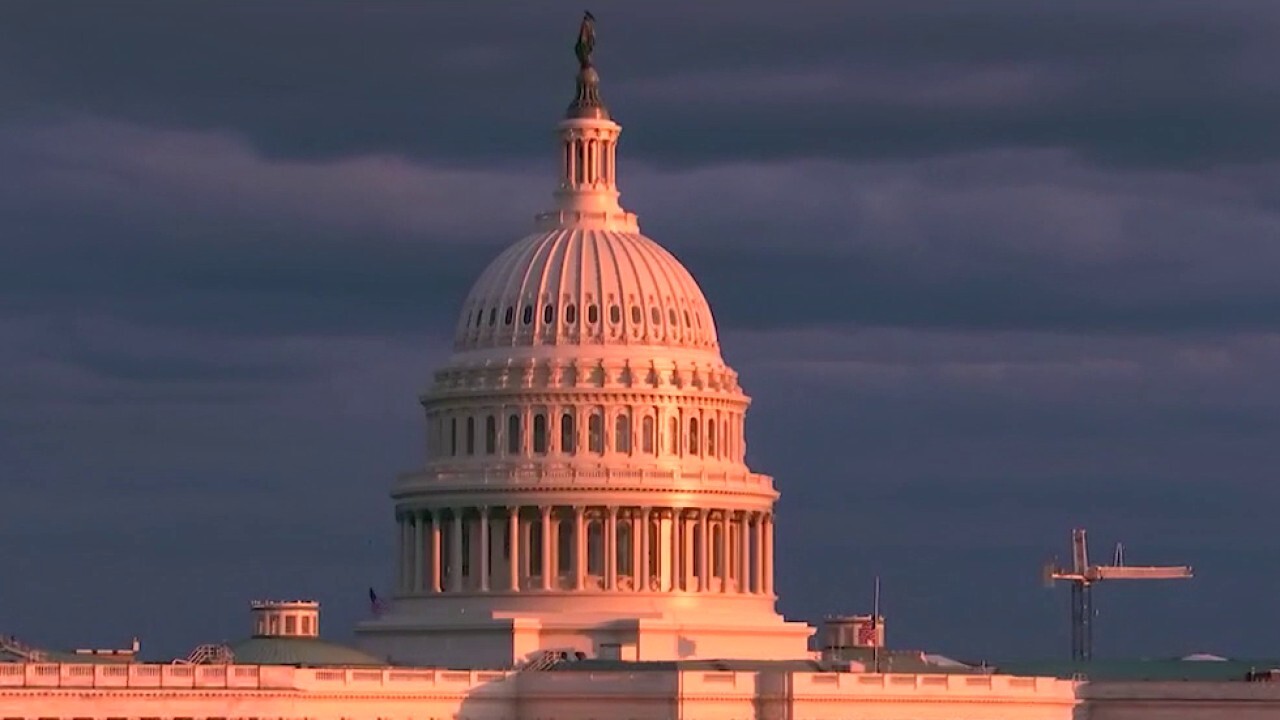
top-left (2, 1), bottom-right (1279, 663)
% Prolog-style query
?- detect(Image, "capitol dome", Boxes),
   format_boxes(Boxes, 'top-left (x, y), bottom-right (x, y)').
top-left (357, 14), bottom-right (812, 669)
top-left (454, 229), bottom-right (719, 354)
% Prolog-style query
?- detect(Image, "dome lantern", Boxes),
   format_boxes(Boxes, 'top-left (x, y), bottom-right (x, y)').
top-left (540, 11), bottom-right (635, 230)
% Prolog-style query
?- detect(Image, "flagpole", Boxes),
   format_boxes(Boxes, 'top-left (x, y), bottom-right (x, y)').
top-left (872, 576), bottom-right (881, 673)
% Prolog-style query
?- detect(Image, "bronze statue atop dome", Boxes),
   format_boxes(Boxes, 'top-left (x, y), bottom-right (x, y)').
top-left (574, 11), bottom-right (596, 69)
top-left (565, 11), bottom-right (608, 119)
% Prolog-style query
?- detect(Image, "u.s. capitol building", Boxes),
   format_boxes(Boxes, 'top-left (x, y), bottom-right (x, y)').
top-left (2, 16), bottom-right (1277, 720)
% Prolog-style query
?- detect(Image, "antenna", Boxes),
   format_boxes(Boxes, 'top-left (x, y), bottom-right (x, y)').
top-left (872, 576), bottom-right (881, 673)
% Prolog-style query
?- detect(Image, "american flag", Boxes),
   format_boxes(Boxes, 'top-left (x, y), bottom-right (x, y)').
top-left (368, 587), bottom-right (386, 616)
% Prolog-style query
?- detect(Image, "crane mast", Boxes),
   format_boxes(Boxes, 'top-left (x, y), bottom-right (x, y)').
top-left (1043, 528), bottom-right (1192, 661)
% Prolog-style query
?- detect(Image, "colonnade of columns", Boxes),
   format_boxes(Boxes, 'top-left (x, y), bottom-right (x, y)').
top-left (395, 506), bottom-right (774, 597)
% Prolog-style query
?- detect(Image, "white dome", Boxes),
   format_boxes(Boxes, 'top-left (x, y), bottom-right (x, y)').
top-left (454, 228), bottom-right (718, 353)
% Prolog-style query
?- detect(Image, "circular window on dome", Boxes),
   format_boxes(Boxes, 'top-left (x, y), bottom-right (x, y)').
top-left (565, 304), bottom-right (577, 324)
top-left (504, 307), bottom-right (514, 325)
top-left (630, 306), bottom-right (642, 324)
top-left (587, 304), bottom-right (599, 324)
top-left (609, 305), bottom-right (621, 324)
top-left (488, 308), bottom-right (497, 327)
top-left (522, 305), bottom-right (534, 325)
top-left (650, 307), bottom-right (661, 325)
top-left (543, 304), bottom-right (555, 324)
top-left (668, 308), bottom-right (677, 326)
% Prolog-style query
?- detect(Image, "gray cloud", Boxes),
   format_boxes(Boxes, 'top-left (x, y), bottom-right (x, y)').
top-left (2, 2), bottom-right (1278, 168)
top-left (2, 2), bottom-right (1279, 662)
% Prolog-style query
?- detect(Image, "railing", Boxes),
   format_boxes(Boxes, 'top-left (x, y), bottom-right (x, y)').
top-left (0, 664), bottom-right (516, 691)
top-left (0, 634), bottom-right (46, 662)
top-left (395, 466), bottom-right (776, 492)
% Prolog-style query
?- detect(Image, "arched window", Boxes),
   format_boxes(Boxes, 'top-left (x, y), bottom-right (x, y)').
top-left (713, 522), bottom-right (724, 576)
top-left (630, 306), bottom-right (642, 324)
top-left (522, 305), bottom-right (534, 325)
top-left (504, 306), bottom-right (514, 325)
top-left (651, 307), bottom-right (662, 325)
top-left (588, 411), bottom-right (604, 454)
top-left (488, 308), bottom-right (497, 326)
top-left (587, 304), bottom-right (599, 324)
top-left (641, 416), bottom-right (655, 454)
top-left (560, 412), bottom-right (575, 453)
top-left (683, 309), bottom-right (691, 327)
top-left (668, 308), bottom-right (678, 326)
top-left (465, 417), bottom-right (476, 455)
top-left (609, 305), bottom-right (621, 324)
top-left (615, 413), bottom-right (632, 453)
top-left (507, 414), bottom-right (521, 455)
top-left (706, 418), bottom-right (716, 457)
top-left (543, 304), bottom-right (555, 324)
top-left (617, 521), bottom-right (633, 577)
top-left (450, 418), bottom-right (458, 456)
top-left (529, 517), bottom-right (543, 573)
top-left (587, 520), bottom-right (604, 576)
top-left (532, 413), bottom-right (547, 454)
top-left (688, 417), bottom-right (700, 455)
top-left (668, 416), bottom-right (679, 455)
top-left (485, 415), bottom-right (497, 454)
top-left (565, 304), bottom-right (577, 324)
top-left (557, 519), bottom-right (573, 576)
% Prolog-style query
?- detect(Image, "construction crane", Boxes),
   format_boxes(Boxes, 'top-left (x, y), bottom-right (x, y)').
top-left (1043, 528), bottom-right (1192, 661)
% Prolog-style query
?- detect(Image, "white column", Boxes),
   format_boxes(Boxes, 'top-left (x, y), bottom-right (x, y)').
top-left (540, 506), bottom-right (553, 591)
top-left (573, 506), bottom-right (587, 590)
top-left (747, 512), bottom-right (757, 591)
top-left (737, 512), bottom-right (750, 594)
top-left (634, 508), bottom-right (647, 591)
top-left (397, 513), bottom-right (408, 594)
top-left (686, 509), bottom-right (696, 589)
top-left (430, 512), bottom-right (442, 593)
top-left (478, 506), bottom-right (491, 592)
top-left (450, 509), bottom-right (464, 593)
top-left (404, 512), bottom-right (414, 591)
top-left (605, 507), bottom-right (618, 590)
top-left (659, 509), bottom-right (675, 591)
top-left (411, 511), bottom-right (424, 594)
top-left (508, 507), bottom-right (521, 591)
top-left (763, 513), bottom-right (775, 596)
top-left (698, 510), bottom-right (710, 592)
top-left (721, 512), bottom-right (732, 591)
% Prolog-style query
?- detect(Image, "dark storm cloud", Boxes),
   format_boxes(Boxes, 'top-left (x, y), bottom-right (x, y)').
top-left (2, 1), bottom-right (1280, 663)
top-left (2, 1), bottom-right (1278, 169)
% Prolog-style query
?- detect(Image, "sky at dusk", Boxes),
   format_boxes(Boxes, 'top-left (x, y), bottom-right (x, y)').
top-left (3, 1), bottom-right (1280, 663)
